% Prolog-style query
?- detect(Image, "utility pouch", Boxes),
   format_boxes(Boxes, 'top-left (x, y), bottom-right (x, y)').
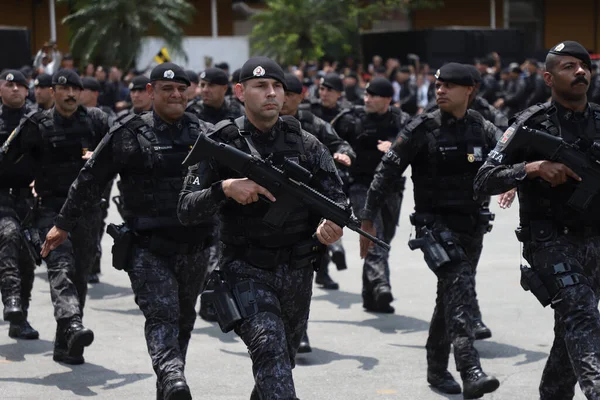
top-left (106, 223), bottom-right (134, 271)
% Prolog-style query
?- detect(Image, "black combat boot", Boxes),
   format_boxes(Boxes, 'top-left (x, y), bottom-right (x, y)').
top-left (315, 264), bottom-right (339, 290)
top-left (473, 320), bottom-right (492, 340)
top-left (163, 377), bottom-right (191, 400)
top-left (364, 285), bottom-right (394, 313)
top-left (3, 296), bottom-right (23, 322)
top-left (461, 366), bottom-right (499, 399)
top-left (9, 319), bottom-right (39, 340)
top-left (427, 368), bottom-right (461, 394)
top-left (329, 242), bottom-right (347, 271)
top-left (297, 330), bottom-right (312, 353)
top-left (53, 317), bottom-right (94, 365)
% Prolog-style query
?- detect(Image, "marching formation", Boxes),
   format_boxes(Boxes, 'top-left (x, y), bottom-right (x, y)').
top-left (1, 39), bottom-right (600, 400)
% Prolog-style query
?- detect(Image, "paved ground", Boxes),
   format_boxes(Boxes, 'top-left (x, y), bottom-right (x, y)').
top-left (0, 177), bottom-right (587, 399)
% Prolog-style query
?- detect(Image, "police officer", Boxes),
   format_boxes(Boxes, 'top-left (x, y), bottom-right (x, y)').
top-left (33, 73), bottom-right (54, 111)
top-left (334, 77), bottom-right (410, 313)
top-left (80, 77), bottom-right (117, 124)
top-left (178, 56), bottom-right (346, 400)
top-left (311, 72), bottom-right (349, 122)
top-left (0, 69), bottom-right (109, 364)
top-left (0, 70), bottom-right (38, 339)
top-left (185, 69), bottom-right (199, 101)
top-left (361, 63), bottom-right (501, 398)
top-left (281, 73), bottom-right (355, 290)
top-left (475, 41), bottom-right (600, 400)
top-left (115, 75), bottom-right (153, 121)
top-left (187, 67), bottom-right (244, 124)
top-left (41, 62), bottom-right (213, 399)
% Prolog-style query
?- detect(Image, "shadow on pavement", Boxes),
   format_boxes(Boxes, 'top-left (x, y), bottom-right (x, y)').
top-left (87, 281), bottom-right (133, 300)
top-left (0, 338), bottom-right (54, 362)
top-left (391, 340), bottom-right (547, 366)
top-left (0, 362), bottom-right (152, 396)
top-left (310, 289), bottom-right (362, 310)
top-left (90, 307), bottom-right (142, 317)
top-left (220, 347), bottom-right (379, 371)
top-left (193, 324), bottom-right (239, 344)
top-left (313, 312), bottom-right (430, 335)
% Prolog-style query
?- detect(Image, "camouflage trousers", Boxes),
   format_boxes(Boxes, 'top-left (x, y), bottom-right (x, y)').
top-left (128, 245), bottom-right (210, 387)
top-left (424, 220), bottom-right (483, 373)
top-left (0, 212), bottom-right (35, 314)
top-left (223, 258), bottom-right (314, 400)
top-left (349, 182), bottom-right (402, 302)
top-left (524, 233), bottom-right (600, 400)
top-left (37, 205), bottom-right (100, 321)
top-left (91, 180), bottom-right (113, 276)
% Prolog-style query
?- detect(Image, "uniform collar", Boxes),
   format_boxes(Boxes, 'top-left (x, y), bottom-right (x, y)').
top-left (153, 111), bottom-right (184, 132)
top-left (552, 100), bottom-right (590, 122)
top-left (243, 117), bottom-right (281, 142)
top-left (441, 110), bottom-right (468, 126)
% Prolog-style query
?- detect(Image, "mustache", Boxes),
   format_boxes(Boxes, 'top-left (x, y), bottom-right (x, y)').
top-left (572, 76), bottom-right (589, 86)
top-left (65, 97), bottom-right (76, 102)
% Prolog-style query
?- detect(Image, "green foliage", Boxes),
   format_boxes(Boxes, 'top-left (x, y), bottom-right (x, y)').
top-left (250, 0), bottom-right (441, 65)
top-left (59, 0), bottom-right (195, 69)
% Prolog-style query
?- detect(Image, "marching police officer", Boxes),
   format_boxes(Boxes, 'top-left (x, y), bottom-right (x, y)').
top-left (178, 56), bottom-right (346, 400)
top-left (335, 77), bottom-right (410, 313)
top-left (42, 62), bottom-right (214, 399)
top-left (361, 63), bottom-right (501, 398)
top-left (0, 70), bottom-right (38, 339)
top-left (310, 73), bottom-right (349, 123)
top-left (33, 73), bottom-right (54, 111)
top-left (281, 73), bottom-right (355, 291)
top-left (0, 69), bottom-right (109, 364)
top-left (475, 41), bottom-right (600, 400)
top-left (187, 67), bottom-right (244, 124)
top-left (115, 75), bottom-right (153, 121)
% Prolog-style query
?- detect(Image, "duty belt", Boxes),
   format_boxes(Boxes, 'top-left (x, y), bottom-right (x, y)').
top-left (516, 222), bottom-right (600, 242)
top-left (135, 233), bottom-right (212, 255)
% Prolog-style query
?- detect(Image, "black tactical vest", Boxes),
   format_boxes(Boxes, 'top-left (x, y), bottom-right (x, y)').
top-left (516, 103), bottom-right (600, 226)
top-left (412, 110), bottom-right (492, 213)
top-left (0, 105), bottom-right (34, 190)
top-left (352, 106), bottom-right (406, 180)
top-left (34, 108), bottom-right (96, 199)
top-left (117, 112), bottom-right (201, 230)
top-left (217, 116), bottom-right (318, 248)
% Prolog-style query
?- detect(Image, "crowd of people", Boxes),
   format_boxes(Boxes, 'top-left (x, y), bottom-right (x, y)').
top-left (0, 38), bottom-right (600, 400)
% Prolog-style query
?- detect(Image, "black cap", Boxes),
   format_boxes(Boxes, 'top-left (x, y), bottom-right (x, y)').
top-left (434, 63), bottom-right (474, 86)
top-left (52, 69), bottom-right (84, 89)
top-left (82, 77), bottom-right (101, 92)
top-left (215, 62), bottom-right (229, 71)
top-left (345, 72), bottom-right (359, 81)
top-left (199, 68), bottom-right (229, 85)
top-left (320, 73), bottom-right (343, 92)
top-left (464, 64), bottom-right (482, 84)
top-left (231, 68), bottom-right (242, 84)
top-left (239, 56), bottom-right (286, 89)
top-left (185, 70), bottom-right (199, 84)
top-left (548, 41), bottom-right (592, 68)
top-left (150, 62), bottom-right (190, 86)
top-left (20, 66), bottom-right (33, 78)
top-left (34, 73), bottom-right (53, 88)
top-left (129, 75), bottom-right (150, 91)
top-left (283, 73), bottom-right (303, 94)
top-left (0, 70), bottom-right (28, 88)
top-left (365, 77), bottom-right (394, 98)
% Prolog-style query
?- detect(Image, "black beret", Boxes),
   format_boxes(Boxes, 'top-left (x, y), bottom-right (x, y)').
top-left (0, 70), bottom-right (28, 88)
top-left (283, 73), bottom-right (303, 94)
top-left (34, 73), bottom-right (53, 88)
top-left (434, 63), bottom-right (474, 86)
top-left (320, 73), bottom-right (343, 92)
top-left (52, 69), bottom-right (83, 89)
top-left (464, 64), bottom-right (482, 84)
top-left (365, 77), bottom-right (394, 98)
top-left (548, 41), bottom-right (592, 68)
top-left (129, 75), bottom-right (150, 91)
top-left (20, 66), bottom-right (33, 78)
top-left (239, 56), bottom-right (286, 89)
top-left (231, 68), bottom-right (242, 84)
top-left (199, 68), bottom-right (229, 85)
top-left (185, 70), bottom-right (199, 84)
top-left (150, 62), bottom-right (190, 86)
top-left (82, 77), bottom-right (101, 92)
top-left (215, 62), bottom-right (229, 71)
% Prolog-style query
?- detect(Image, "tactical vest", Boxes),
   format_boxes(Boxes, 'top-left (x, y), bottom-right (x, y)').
top-left (117, 112), bottom-right (200, 230)
top-left (34, 109), bottom-right (96, 199)
top-left (516, 102), bottom-right (600, 226)
top-left (296, 108), bottom-right (317, 134)
top-left (412, 110), bottom-right (492, 213)
top-left (217, 116), bottom-right (318, 248)
top-left (0, 105), bottom-right (34, 190)
top-left (352, 106), bottom-right (405, 179)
